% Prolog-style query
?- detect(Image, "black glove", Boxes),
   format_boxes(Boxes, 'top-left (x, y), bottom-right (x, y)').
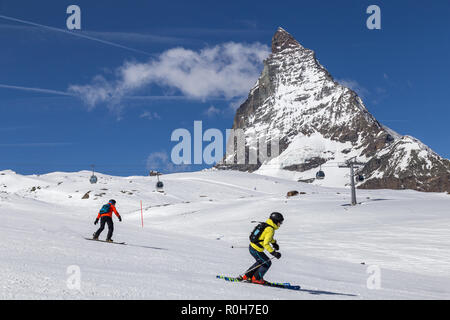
top-left (94, 218), bottom-right (99, 225)
top-left (272, 242), bottom-right (279, 250)
top-left (118, 216), bottom-right (122, 222)
top-left (271, 251), bottom-right (281, 259)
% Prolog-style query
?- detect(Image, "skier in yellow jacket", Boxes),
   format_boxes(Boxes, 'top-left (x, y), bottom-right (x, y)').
top-left (240, 212), bottom-right (284, 284)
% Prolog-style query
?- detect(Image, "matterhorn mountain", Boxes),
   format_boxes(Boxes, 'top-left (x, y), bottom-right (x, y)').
top-left (218, 27), bottom-right (450, 193)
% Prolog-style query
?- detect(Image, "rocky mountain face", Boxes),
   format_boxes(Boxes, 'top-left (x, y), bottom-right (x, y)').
top-left (218, 27), bottom-right (450, 193)
top-left (360, 136), bottom-right (450, 192)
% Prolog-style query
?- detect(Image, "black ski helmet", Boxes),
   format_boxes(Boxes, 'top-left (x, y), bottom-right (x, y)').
top-left (109, 199), bottom-right (116, 205)
top-left (270, 212), bottom-right (284, 224)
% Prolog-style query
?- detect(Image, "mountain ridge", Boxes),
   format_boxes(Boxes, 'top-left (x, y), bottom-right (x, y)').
top-left (219, 27), bottom-right (450, 193)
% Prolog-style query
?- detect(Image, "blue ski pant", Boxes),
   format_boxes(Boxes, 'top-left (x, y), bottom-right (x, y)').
top-left (245, 245), bottom-right (272, 280)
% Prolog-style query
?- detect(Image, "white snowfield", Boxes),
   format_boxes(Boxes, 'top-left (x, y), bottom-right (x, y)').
top-left (0, 169), bottom-right (449, 300)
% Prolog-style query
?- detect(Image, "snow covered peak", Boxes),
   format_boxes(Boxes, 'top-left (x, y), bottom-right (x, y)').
top-left (221, 28), bottom-right (450, 193)
top-left (271, 27), bottom-right (303, 53)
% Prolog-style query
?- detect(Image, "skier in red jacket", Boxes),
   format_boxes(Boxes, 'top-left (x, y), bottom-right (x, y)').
top-left (93, 199), bottom-right (122, 242)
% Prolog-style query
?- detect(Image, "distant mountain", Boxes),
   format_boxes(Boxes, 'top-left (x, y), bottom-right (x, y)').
top-left (217, 27), bottom-right (450, 193)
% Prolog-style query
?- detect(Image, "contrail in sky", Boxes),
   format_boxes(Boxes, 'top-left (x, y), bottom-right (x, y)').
top-left (0, 83), bottom-right (187, 100)
top-left (0, 84), bottom-right (73, 96)
top-left (0, 14), bottom-right (153, 56)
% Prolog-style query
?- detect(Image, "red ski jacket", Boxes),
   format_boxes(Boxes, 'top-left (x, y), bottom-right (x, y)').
top-left (97, 204), bottom-right (121, 219)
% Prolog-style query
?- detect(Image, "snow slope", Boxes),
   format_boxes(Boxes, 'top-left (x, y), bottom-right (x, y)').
top-left (1, 169), bottom-right (449, 299)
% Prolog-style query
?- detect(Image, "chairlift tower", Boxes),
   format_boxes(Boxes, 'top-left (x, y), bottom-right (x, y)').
top-left (338, 157), bottom-right (366, 206)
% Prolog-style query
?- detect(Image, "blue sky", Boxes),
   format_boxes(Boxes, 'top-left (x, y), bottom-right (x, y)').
top-left (0, 0), bottom-right (449, 176)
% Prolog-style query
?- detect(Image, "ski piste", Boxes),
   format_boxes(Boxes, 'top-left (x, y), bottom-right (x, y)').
top-left (216, 275), bottom-right (301, 290)
top-left (85, 238), bottom-right (126, 245)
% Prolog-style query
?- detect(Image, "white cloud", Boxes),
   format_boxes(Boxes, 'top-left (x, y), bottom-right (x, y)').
top-left (69, 42), bottom-right (270, 113)
top-left (228, 99), bottom-right (245, 112)
top-left (146, 151), bottom-right (169, 169)
top-left (69, 75), bottom-right (116, 110)
top-left (204, 105), bottom-right (222, 117)
top-left (139, 111), bottom-right (161, 120)
top-left (146, 151), bottom-right (190, 173)
top-left (336, 79), bottom-right (370, 99)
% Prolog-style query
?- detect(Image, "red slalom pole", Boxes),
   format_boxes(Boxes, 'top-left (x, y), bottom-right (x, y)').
top-left (140, 200), bottom-right (144, 228)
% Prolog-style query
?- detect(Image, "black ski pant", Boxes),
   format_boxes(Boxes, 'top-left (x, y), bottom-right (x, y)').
top-left (94, 216), bottom-right (114, 240)
top-left (245, 245), bottom-right (272, 280)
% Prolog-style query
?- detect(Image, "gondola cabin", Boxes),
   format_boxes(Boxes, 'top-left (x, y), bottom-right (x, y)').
top-left (90, 175), bottom-right (98, 184)
top-left (316, 170), bottom-right (325, 180)
top-left (156, 181), bottom-right (164, 192)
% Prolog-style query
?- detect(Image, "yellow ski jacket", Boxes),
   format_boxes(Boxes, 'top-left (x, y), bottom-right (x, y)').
top-left (250, 218), bottom-right (278, 253)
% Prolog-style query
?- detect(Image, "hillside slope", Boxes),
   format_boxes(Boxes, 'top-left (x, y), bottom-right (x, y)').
top-left (1, 170), bottom-right (449, 299)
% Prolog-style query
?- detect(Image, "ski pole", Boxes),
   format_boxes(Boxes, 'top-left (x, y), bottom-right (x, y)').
top-left (239, 257), bottom-right (276, 278)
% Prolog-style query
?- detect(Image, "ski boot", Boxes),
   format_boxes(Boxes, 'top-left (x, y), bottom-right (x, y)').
top-left (238, 274), bottom-right (252, 282)
top-left (251, 276), bottom-right (266, 285)
top-left (106, 238), bottom-right (113, 243)
top-left (92, 233), bottom-right (99, 240)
